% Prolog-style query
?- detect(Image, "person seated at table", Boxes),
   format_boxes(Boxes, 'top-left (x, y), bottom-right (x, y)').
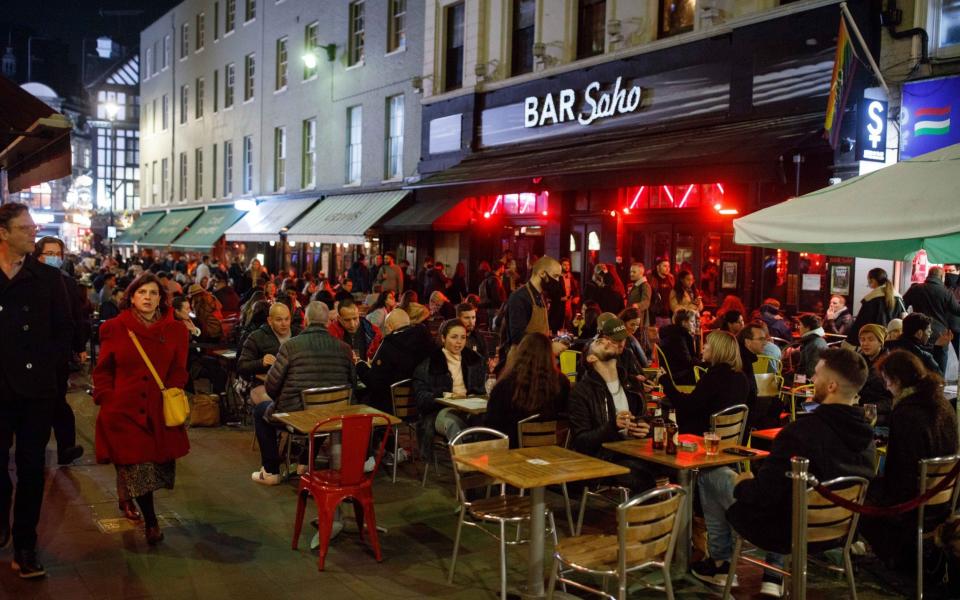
top-left (252, 301), bottom-right (355, 486)
top-left (658, 308), bottom-right (703, 386)
top-left (429, 290), bottom-right (457, 320)
top-left (859, 350), bottom-right (959, 571)
top-left (238, 303), bottom-right (293, 403)
top-left (328, 297), bottom-right (382, 362)
top-left (856, 324), bottom-right (892, 425)
top-left (212, 272), bottom-right (242, 314)
top-left (661, 330), bottom-right (754, 436)
top-left (364, 290), bottom-right (396, 330)
top-left (334, 278), bottom-right (355, 304)
top-left (885, 312), bottom-right (947, 376)
top-left (715, 310), bottom-right (745, 336)
top-left (359, 308), bottom-right (435, 414)
top-left (618, 307), bottom-right (651, 380)
top-left (753, 320), bottom-right (783, 371)
top-left (886, 318), bottom-right (903, 341)
top-left (99, 286), bottom-right (124, 320)
top-left (485, 333), bottom-right (570, 448)
top-left (172, 296), bottom-right (201, 339)
top-left (413, 319), bottom-right (487, 456)
top-left (793, 314), bottom-right (827, 380)
top-left (824, 294), bottom-right (854, 338)
top-left (276, 290), bottom-right (305, 335)
top-left (186, 284), bottom-right (224, 342)
top-left (758, 299), bottom-right (793, 341)
top-left (457, 302), bottom-right (488, 358)
top-left (568, 332), bottom-right (654, 492)
top-left (692, 348), bottom-right (875, 595)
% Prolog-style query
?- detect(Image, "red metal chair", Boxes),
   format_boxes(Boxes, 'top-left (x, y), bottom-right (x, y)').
top-left (291, 413), bottom-right (392, 571)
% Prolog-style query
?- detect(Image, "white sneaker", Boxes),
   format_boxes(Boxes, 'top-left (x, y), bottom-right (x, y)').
top-left (251, 468), bottom-right (280, 486)
top-left (363, 457), bottom-right (376, 473)
top-left (383, 448), bottom-right (409, 467)
top-left (760, 580), bottom-right (784, 597)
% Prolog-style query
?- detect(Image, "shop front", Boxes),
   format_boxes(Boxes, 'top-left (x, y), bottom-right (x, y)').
top-left (410, 2), bottom-right (878, 313)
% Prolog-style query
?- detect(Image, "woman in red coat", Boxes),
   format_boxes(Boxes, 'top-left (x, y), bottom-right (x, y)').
top-left (93, 273), bottom-right (190, 545)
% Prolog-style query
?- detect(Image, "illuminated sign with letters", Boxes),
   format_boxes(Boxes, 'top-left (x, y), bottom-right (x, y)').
top-left (857, 98), bottom-right (887, 163)
top-left (523, 76), bottom-right (643, 128)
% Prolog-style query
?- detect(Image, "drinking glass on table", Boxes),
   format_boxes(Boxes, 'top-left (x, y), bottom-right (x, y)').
top-left (863, 403), bottom-right (878, 427)
top-left (703, 431), bottom-right (721, 456)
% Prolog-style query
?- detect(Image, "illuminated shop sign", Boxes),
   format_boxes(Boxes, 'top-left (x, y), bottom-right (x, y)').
top-left (524, 77), bottom-right (643, 128)
top-left (857, 98), bottom-right (887, 163)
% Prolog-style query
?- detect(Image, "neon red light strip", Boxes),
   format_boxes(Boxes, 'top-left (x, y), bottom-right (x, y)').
top-left (629, 186), bottom-right (645, 210)
top-left (678, 184), bottom-right (695, 208)
top-left (662, 186), bottom-right (675, 205)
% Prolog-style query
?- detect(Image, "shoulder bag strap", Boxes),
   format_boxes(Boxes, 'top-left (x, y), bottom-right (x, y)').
top-left (127, 329), bottom-right (166, 391)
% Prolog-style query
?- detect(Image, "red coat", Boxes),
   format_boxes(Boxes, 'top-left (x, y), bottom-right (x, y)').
top-left (93, 309), bottom-right (190, 465)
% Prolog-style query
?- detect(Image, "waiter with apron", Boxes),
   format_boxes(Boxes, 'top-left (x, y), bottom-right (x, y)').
top-left (496, 256), bottom-right (563, 370)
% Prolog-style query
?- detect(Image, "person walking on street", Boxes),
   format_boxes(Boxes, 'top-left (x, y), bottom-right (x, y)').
top-left (34, 236), bottom-right (88, 466)
top-left (904, 266), bottom-right (960, 375)
top-left (93, 273), bottom-right (188, 547)
top-left (0, 204), bottom-right (74, 577)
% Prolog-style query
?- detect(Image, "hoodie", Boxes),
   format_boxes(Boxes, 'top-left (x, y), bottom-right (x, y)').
top-left (726, 403), bottom-right (875, 554)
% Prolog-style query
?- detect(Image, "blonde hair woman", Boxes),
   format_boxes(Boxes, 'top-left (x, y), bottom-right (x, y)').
top-left (661, 330), bottom-right (754, 435)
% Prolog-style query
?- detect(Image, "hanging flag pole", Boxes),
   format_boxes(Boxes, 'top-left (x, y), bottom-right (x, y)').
top-left (840, 1), bottom-right (890, 97)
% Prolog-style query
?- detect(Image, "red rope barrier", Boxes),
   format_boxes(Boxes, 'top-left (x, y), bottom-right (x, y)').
top-left (811, 461), bottom-right (960, 517)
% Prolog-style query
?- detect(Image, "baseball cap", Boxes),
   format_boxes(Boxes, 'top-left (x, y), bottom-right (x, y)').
top-left (598, 316), bottom-right (629, 342)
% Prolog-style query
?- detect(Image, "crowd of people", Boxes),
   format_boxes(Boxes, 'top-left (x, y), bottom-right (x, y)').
top-left (2, 198), bottom-right (960, 594)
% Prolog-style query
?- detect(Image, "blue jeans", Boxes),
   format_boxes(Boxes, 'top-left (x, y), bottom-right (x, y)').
top-left (435, 407), bottom-right (468, 441)
top-left (698, 467), bottom-right (784, 581)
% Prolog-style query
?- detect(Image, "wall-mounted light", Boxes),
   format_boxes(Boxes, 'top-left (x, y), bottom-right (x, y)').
top-left (411, 74), bottom-right (434, 94)
top-left (302, 43), bottom-right (336, 68)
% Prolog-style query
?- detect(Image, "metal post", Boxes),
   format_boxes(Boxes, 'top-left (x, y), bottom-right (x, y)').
top-left (789, 457), bottom-right (809, 600)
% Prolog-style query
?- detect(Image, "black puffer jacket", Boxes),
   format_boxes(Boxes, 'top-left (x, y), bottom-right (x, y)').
top-left (264, 325), bottom-right (355, 412)
top-left (846, 287), bottom-right (905, 346)
top-left (413, 347), bottom-right (486, 453)
top-left (904, 276), bottom-right (960, 336)
top-left (885, 338), bottom-right (941, 375)
top-left (661, 362), bottom-right (754, 435)
top-left (726, 403), bottom-right (875, 554)
top-left (237, 324), bottom-right (283, 379)
top-left (358, 324), bottom-right (436, 412)
top-left (658, 323), bottom-right (700, 385)
top-left (569, 368), bottom-right (644, 458)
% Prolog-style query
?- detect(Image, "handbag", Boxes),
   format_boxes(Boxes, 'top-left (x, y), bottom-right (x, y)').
top-left (127, 329), bottom-right (190, 427)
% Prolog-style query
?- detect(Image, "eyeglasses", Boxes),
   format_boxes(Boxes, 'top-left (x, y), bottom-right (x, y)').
top-left (4, 224), bottom-right (40, 234)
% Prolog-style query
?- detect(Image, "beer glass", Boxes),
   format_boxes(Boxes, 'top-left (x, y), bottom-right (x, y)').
top-left (703, 431), bottom-right (721, 456)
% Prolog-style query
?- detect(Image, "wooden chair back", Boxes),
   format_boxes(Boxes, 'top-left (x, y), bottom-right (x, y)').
top-left (920, 455), bottom-right (960, 511)
top-left (559, 350), bottom-right (580, 383)
top-left (448, 427), bottom-right (509, 501)
top-left (517, 414), bottom-right (567, 448)
top-left (710, 404), bottom-right (749, 448)
top-left (617, 485), bottom-right (686, 567)
top-left (301, 385), bottom-right (352, 409)
top-left (805, 476), bottom-right (868, 544)
top-left (390, 379), bottom-right (416, 421)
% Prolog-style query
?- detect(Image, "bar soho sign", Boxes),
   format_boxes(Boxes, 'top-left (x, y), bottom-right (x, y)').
top-left (523, 76), bottom-right (643, 128)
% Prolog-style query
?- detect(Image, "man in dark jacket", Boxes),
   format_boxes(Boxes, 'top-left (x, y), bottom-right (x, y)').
top-left (648, 258), bottom-right (675, 327)
top-left (758, 301), bottom-right (793, 341)
top-left (478, 261), bottom-right (507, 325)
top-left (569, 333), bottom-right (654, 492)
top-left (0, 204), bottom-right (74, 578)
top-left (692, 348), bottom-right (875, 594)
top-left (252, 302), bottom-right (355, 485)
top-left (237, 303), bottom-right (292, 382)
top-left (904, 266), bottom-right (960, 375)
top-left (212, 273), bottom-right (242, 313)
top-left (658, 308), bottom-right (702, 385)
top-left (347, 255), bottom-right (371, 294)
top-left (457, 303), bottom-right (488, 358)
top-left (327, 298), bottom-right (382, 361)
top-left (946, 265), bottom-right (960, 368)
top-left (498, 256), bottom-right (562, 366)
top-left (34, 237), bottom-right (88, 466)
top-left (886, 312), bottom-right (946, 375)
top-left (358, 309), bottom-right (435, 413)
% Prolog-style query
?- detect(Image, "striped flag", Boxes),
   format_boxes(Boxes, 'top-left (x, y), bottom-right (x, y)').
top-left (914, 106), bottom-right (951, 137)
top-left (824, 17), bottom-right (858, 148)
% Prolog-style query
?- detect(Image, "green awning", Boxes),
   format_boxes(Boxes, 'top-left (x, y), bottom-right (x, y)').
top-left (286, 190), bottom-right (408, 244)
top-left (114, 211), bottom-right (166, 246)
top-left (168, 206), bottom-right (247, 249)
top-left (138, 208), bottom-right (203, 247)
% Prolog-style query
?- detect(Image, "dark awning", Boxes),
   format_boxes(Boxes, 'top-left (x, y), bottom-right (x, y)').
top-left (408, 112), bottom-right (828, 193)
top-left (382, 197), bottom-right (473, 232)
top-left (0, 75), bottom-right (72, 193)
top-left (168, 206), bottom-right (247, 249)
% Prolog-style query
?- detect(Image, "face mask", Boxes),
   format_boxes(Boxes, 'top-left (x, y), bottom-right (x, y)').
top-left (43, 256), bottom-right (63, 269)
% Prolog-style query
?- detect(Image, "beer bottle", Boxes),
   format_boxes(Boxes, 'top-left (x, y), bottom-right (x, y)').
top-left (667, 409), bottom-right (679, 449)
top-left (652, 407), bottom-right (665, 451)
top-left (665, 420), bottom-right (678, 455)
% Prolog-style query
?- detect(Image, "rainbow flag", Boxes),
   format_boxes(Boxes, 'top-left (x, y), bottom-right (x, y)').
top-left (914, 106), bottom-right (951, 137)
top-left (824, 17), bottom-right (858, 148)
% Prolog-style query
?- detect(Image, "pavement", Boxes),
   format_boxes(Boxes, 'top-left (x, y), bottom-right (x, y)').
top-left (0, 373), bottom-right (917, 599)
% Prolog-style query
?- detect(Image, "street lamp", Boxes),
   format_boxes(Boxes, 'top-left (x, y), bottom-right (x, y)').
top-left (302, 52), bottom-right (318, 70)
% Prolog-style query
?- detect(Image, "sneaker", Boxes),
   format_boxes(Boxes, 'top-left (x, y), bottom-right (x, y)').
top-left (57, 445), bottom-right (83, 465)
top-left (363, 457), bottom-right (376, 473)
top-left (760, 575), bottom-right (784, 597)
top-left (12, 549), bottom-right (46, 579)
top-left (251, 468), bottom-right (281, 486)
top-left (383, 448), bottom-right (409, 467)
top-left (690, 559), bottom-right (739, 587)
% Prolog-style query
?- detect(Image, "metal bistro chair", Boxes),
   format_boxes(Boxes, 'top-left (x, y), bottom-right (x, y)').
top-left (753, 354), bottom-right (783, 376)
top-left (917, 455), bottom-right (960, 600)
top-left (548, 485), bottom-right (687, 600)
top-left (448, 427), bottom-right (560, 600)
top-left (560, 350), bottom-right (581, 383)
top-left (722, 474), bottom-right (869, 600)
top-left (655, 345), bottom-right (694, 394)
top-left (389, 379), bottom-right (418, 484)
top-left (781, 383), bottom-right (815, 422)
top-left (281, 385), bottom-right (352, 477)
top-left (517, 414), bottom-right (575, 535)
top-left (710, 404), bottom-right (750, 449)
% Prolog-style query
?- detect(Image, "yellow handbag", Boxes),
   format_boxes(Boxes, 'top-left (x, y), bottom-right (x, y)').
top-left (128, 330), bottom-right (190, 427)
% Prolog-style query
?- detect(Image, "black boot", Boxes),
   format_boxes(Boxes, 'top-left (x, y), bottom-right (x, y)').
top-left (12, 548), bottom-right (46, 579)
top-left (57, 445), bottom-right (84, 465)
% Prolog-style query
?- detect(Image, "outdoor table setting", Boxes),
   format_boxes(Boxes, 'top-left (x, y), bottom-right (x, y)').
top-left (271, 403), bottom-right (401, 435)
top-left (603, 433), bottom-right (769, 573)
top-left (453, 445), bottom-right (628, 599)
top-left (436, 394), bottom-right (488, 415)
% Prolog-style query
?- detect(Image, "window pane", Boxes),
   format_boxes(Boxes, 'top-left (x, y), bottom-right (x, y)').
top-left (388, 0), bottom-right (406, 52)
top-left (445, 3), bottom-right (464, 91)
top-left (659, 0), bottom-right (694, 38)
top-left (349, 1), bottom-right (365, 66)
top-left (940, 0), bottom-right (960, 48)
top-left (577, 0), bottom-right (606, 59)
top-left (304, 22), bottom-right (319, 79)
top-left (276, 37), bottom-right (288, 89)
top-left (512, 0), bottom-right (535, 75)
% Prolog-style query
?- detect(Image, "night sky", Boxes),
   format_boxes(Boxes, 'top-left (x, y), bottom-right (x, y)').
top-left (1, 0), bottom-right (181, 97)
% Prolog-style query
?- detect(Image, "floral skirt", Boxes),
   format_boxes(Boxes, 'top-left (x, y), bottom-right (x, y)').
top-left (115, 461), bottom-right (176, 500)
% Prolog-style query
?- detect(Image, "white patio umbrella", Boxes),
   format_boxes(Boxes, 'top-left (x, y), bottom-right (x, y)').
top-left (733, 142), bottom-right (960, 262)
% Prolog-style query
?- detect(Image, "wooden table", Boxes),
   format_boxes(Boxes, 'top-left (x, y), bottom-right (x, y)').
top-left (436, 396), bottom-right (488, 415)
top-left (603, 435), bottom-right (769, 572)
top-left (454, 446), bottom-right (628, 599)
top-left (781, 384), bottom-right (814, 419)
top-left (750, 428), bottom-right (782, 442)
top-left (272, 404), bottom-right (401, 435)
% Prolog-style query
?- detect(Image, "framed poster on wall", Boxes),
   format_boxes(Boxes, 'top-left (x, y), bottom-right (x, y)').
top-left (830, 265), bottom-right (851, 295)
top-left (721, 261), bottom-right (738, 289)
